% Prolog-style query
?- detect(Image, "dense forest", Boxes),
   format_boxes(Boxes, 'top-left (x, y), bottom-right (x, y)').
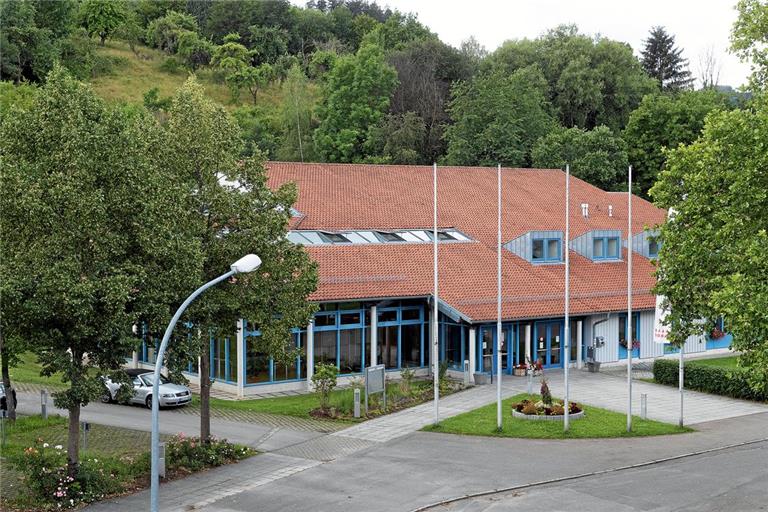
top-left (0, 0), bottom-right (751, 195)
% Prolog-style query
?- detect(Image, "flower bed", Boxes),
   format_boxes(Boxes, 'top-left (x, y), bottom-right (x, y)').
top-left (511, 398), bottom-right (585, 421)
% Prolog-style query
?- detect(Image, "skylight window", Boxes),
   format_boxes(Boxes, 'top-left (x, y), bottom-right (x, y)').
top-left (287, 229), bottom-right (472, 246)
top-left (593, 236), bottom-right (621, 260)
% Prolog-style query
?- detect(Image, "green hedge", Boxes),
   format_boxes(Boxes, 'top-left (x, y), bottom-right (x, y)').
top-left (653, 358), bottom-right (767, 402)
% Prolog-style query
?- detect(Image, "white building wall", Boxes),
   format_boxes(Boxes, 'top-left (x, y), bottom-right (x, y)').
top-left (591, 315), bottom-right (619, 363)
top-left (684, 333), bottom-right (707, 353)
top-left (639, 311), bottom-right (664, 359)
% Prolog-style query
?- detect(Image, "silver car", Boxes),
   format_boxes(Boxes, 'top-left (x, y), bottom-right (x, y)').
top-left (102, 369), bottom-right (192, 409)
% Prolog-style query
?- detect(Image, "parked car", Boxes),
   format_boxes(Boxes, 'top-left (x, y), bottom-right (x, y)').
top-left (101, 369), bottom-right (191, 409)
top-left (0, 382), bottom-right (18, 412)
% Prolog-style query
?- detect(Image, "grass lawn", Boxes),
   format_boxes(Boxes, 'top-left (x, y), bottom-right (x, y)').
top-left (8, 352), bottom-right (66, 388)
top-left (0, 415), bottom-right (157, 501)
top-left (202, 380), bottom-right (435, 422)
top-left (689, 356), bottom-right (739, 369)
top-left (422, 394), bottom-right (692, 439)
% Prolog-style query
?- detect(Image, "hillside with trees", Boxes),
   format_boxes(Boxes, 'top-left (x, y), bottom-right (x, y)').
top-left (0, 0), bottom-right (752, 194)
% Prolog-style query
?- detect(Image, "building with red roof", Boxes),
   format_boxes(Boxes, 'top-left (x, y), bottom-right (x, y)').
top-left (136, 162), bottom-right (731, 396)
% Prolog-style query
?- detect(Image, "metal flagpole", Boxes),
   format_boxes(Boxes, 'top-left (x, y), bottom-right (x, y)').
top-left (679, 343), bottom-right (685, 427)
top-left (627, 165), bottom-right (633, 433)
top-left (564, 164), bottom-right (570, 432)
top-left (496, 164), bottom-right (503, 431)
top-left (433, 163), bottom-right (440, 425)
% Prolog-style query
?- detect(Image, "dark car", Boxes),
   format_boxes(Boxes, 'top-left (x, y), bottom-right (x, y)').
top-left (0, 382), bottom-right (17, 412)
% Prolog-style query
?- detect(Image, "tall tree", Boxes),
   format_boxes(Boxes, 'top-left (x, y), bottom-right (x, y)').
top-left (731, 0), bottom-right (768, 91)
top-left (0, 0), bottom-right (57, 83)
top-left (640, 26), bottom-right (694, 92)
top-left (279, 64), bottom-right (317, 161)
top-left (444, 66), bottom-right (555, 167)
top-left (161, 78), bottom-right (317, 441)
top-left (650, 96), bottom-right (768, 393)
top-left (79, 0), bottom-right (128, 46)
top-left (531, 125), bottom-right (629, 191)
top-left (623, 89), bottom-right (728, 196)
top-left (0, 66), bottom-right (198, 475)
top-left (485, 25), bottom-right (656, 131)
top-left (313, 42), bottom-right (398, 162)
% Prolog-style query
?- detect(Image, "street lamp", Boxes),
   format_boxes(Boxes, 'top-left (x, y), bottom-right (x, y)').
top-left (150, 254), bottom-right (262, 512)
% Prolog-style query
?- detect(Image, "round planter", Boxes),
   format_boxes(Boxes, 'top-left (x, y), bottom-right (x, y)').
top-left (512, 409), bottom-right (586, 421)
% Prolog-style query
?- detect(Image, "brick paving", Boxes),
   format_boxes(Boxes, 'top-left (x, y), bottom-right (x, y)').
top-left (173, 404), bottom-right (347, 433)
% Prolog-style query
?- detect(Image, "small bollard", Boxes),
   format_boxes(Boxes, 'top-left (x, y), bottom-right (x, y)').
top-left (463, 360), bottom-right (470, 386)
top-left (641, 393), bottom-right (648, 420)
top-left (158, 441), bottom-right (166, 478)
top-left (41, 389), bottom-right (48, 420)
top-left (81, 421), bottom-right (90, 451)
top-left (353, 388), bottom-right (361, 418)
top-left (526, 370), bottom-right (533, 395)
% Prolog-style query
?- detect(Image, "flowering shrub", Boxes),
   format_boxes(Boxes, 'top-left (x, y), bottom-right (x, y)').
top-left (18, 439), bottom-right (122, 509)
top-left (512, 399), bottom-right (583, 416)
top-left (165, 433), bottom-right (253, 473)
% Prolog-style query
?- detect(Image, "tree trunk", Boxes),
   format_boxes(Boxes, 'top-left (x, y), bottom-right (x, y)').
top-left (100, 33), bottom-right (106, 46)
top-left (199, 337), bottom-right (211, 443)
top-left (0, 330), bottom-right (17, 421)
top-left (67, 403), bottom-right (80, 478)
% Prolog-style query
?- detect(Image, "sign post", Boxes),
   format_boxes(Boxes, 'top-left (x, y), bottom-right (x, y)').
top-left (364, 364), bottom-right (386, 415)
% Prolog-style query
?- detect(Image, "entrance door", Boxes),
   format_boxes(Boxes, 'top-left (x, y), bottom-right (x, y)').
top-left (534, 321), bottom-right (563, 368)
top-left (479, 325), bottom-right (514, 374)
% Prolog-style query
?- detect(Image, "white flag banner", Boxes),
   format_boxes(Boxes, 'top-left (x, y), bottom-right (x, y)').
top-left (653, 294), bottom-right (670, 344)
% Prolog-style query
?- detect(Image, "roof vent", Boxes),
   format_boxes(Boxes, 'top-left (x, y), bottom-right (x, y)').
top-left (608, 205), bottom-right (613, 217)
top-left (581, 203), bottom-right (589, 218)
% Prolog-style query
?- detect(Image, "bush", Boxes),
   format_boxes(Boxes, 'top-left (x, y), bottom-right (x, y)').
top-left (400, 367), bottom-right (415, 394)
top-left (165, 434), bottom-right (252, 472)
top-left (159, 57), bottom-right (183, 74)
top-left (540, 379), bottom-right (552, 405)
top-left (312, 363), bottom-right (338, 410)
top-left (653, 358), bottom-right (768, 401)
top-left (15, 440), bottom-right (123, 509)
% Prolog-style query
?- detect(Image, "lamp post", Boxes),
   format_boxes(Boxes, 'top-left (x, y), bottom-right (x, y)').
top-left (150, 254), bottom-right (262, 512)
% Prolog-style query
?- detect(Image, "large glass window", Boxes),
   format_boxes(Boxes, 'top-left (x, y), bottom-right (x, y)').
top-left (648, 239), bottom-right (659, 257)
top-left (378, 325), bottom-right (398, 368)
top-left (339, 329), bottom-right (363, 373)
top-left (532, 237), bottom-right (561, 262)
top-left (444, 323), bottom-right (463, 368)
top-left (245, 339), bottom-right (270, 384)
top-left (401, 324), bottom-right (421, 367)
top-left (314, 330), bottom-right (337, 366)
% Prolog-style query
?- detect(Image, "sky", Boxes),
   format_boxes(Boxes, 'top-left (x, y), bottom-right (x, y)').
top-left (338, 0), bottom-right (750, 88)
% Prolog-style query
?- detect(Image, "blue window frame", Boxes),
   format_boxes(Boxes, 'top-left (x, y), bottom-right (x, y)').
top-left (244, 326), bottom-right (306, 385)
top-left (618, 313), bottom-right (640, 359)
top-left (532, 237), bottom-right (561, 262)
top-left (593, 236), bottom-right (621, 260)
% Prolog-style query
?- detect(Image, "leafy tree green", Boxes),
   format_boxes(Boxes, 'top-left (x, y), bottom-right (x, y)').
top-left (531, 126), bottom-right (628, 190)
top-left (144, 10), bottom-right (198, 54)
top-left (485, 25), bottom-right (656, 132)
top-left (361, 11), bottom-right (434, 51)
top-left (79, 0), bottom-right (128, 46)
top-left (229, 63), bottom-right (275, 104)
top-left (650, 96), bottom-right (768, 394)
top-left (113, 8), bottom-right (143, 56)
top-left (248, 25), bottom-right (289, 64)
top-left (640, 26), bottom-right (694, 92)
top-left (278, 64), bottom-right (317, 161)
top-left (0, 0), bottom-right (57, 82)
top-left (388, 38), bottom-right (474, 163)
top-left (312, 362), bottom-right (338, 410)
top-left (205, 0), bottom-right (293, 44)
top-left (133, 0), bottom-right (186, 29)
top-left (31, 0), bottom-right (77, 38)
top-left (289, 5), bottom-right (334, 58)
top-left (0, 66), bottom-right (198, 474)
top-left (211, 33), bottom-right (254, 101)
top-left (445, 66), bottom-right (556, 167)
top-left (364, 111), bottom-right (425, 164)
top-left (731, 0), bottom-right (768, 91)
top-left (0, 81), bottom-right (36, 119)
top-left (623, 89), bottom-right (728, 196)
top-left (233, 105), bottom-right (281, 158)
top-left (177, 30), bottom-right (213, 70)
top-left (160, 77), bottom-right (317, 441)
top-left (314, 43), bottom-right (398, 162)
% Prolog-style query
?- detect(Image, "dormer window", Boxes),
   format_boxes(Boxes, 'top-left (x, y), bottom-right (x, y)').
top-left (377, 231), bottom-right (404, 242)
top-left (648, 239), bottom-right (659, 258)
top-left (320, 232), bottom-right (350, 244)
top-left (532, 237), bottom-right (561, 262)
top-left (593, 236), bottom-right (620, 260)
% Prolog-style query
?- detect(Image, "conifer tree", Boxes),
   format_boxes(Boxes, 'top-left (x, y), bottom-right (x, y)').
top-left (641, 26), bottom-right (694, 91)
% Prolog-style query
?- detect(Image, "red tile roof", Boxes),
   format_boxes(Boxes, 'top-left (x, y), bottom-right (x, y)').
top-left (267, 162), bottom-right (665, 322)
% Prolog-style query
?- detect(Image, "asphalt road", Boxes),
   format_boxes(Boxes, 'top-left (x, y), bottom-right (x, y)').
top-left (441, 440), bottom-right (768, 512)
